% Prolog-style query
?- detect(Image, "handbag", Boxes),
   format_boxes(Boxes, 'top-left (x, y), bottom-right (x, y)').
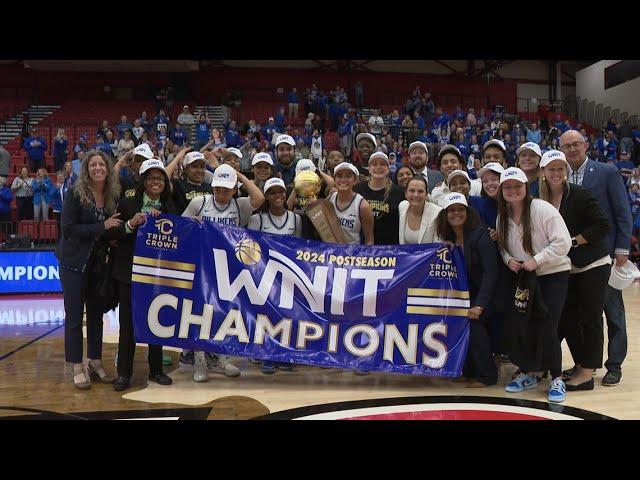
top-left (91, 240), bottom-right (119, 313)
top-left (503, 270), bottom-right (553, 372)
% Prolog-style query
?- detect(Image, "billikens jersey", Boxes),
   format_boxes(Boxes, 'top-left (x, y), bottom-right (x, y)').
top-left (247, 211), bottom-right (301, 238)
top-left (182, 194), bottom-right (254, 227)
top-left (329, 192), bottom-right (363, 245)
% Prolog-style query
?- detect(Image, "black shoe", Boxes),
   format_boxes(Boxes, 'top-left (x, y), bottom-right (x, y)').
top-left (562, 366), bottom-right (577, 380)
top-left (148, 373), bottom-right (173, 386)
top-left (565, 378), bottom-right (594, 391)
top-left (113, 376), bottom-right (131, 391)
top-left (602, 370), bottom-right (623, 387)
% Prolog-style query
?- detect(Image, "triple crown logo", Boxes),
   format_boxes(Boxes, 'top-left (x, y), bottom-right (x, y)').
top-left (155, 219), bottom-right (174, 235)
top-left (436, 247), bottom-right (452, 265)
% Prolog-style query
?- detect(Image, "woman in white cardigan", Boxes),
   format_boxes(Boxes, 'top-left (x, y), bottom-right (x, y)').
top-left (398, 176), bottom-right (442, 244)
top-left (495, 167), bottom-right (571, 404)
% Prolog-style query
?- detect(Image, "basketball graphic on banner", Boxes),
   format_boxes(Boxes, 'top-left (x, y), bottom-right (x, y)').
top-left (235, 239), bottom-right (262, 265)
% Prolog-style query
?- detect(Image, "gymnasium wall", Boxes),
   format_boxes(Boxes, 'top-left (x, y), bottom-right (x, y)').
top-left (576, 60), bottom-right (640, 117)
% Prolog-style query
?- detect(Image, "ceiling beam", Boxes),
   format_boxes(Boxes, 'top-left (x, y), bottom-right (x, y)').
top-left (433, 60), bottom-right (459, 74)
top-left (470, 60), bottom-right (512, 79)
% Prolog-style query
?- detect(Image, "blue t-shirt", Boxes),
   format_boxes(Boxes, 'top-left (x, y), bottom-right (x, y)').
top-left (225, 128), bottom-right (241, 148)
top-left (455, 141), bottom-right (469, 159)
top-left (196, 122), bottom-right (210, 142)
top-left (117, 122), bottom-right (132, 139)
top-left (416, 116), bottom-right (425, 132)
top-left (606, 140), bottom-right (618, 160)
top-left (288, 91), bottom-right (299, 103)
top-left (54, 138), bottom-right (68, 156)
top-left (172, 128), bottom-right (188, 146)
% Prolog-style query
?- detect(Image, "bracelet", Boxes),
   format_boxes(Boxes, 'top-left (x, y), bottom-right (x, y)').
top-left (126, 220), bottom-right (133, 230)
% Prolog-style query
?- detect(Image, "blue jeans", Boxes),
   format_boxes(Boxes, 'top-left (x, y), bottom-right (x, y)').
top-left (603, 285), bottom-right (627, 373)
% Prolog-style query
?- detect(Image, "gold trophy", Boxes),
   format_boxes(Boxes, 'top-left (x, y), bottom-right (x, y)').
top-left (295, 171), bottom-right (347, 244)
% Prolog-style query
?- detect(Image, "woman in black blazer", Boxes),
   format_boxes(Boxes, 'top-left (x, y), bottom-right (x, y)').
top-left (108, 159), bottom-right (175, 391)
top-left (539, 150), bottom-right (610, 391)
top-left (436, 192), bottom-right (499, 387)
top-left (56, 150), bottom-right (123, 389)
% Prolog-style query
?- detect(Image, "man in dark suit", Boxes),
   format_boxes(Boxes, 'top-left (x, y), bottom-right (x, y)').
top-left (559, 130), bottom-right (632, 386)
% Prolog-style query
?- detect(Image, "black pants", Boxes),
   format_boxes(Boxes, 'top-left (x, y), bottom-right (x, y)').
top-left (60, 262), bottom-right (104, 364)
top-left (559, 264), bottom-right (610, 370)
top-left (54, 153), bottom-right (67, 173)
top-left (16, 197), bottom-right (34, 220)
top-left (463, 316), bottom-right (498, 385)
top-left (28, 158), bottom-right (44, 173)
top-left (535, 271), bottom-right (569, 379)
top-left (116, 280), bottom-right (163, 378)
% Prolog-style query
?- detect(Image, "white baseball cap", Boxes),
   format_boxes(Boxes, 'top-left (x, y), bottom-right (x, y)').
top-left (252, 152), bottom-right (274, 166)
top-left (226, 147), bottom-right (243, 159)
top-left (516, 142), bottom-right (542, 158)
top-left (132, 143), bottom-right (154, 159)
top-left (263, 177), bottom-right (286, 194)
top-left (408, 141), bottom-right (428, 153)
top-left (500, 167), bottom-right (528, 184)
top-left (355, 132), bottom-right (377, 147)
top-left (368, 151), bottom-right (389, 165)
top-left (442, 192), bottom-right (469, 210)
top-left (183, 151), bottom-right (206, 166)
top-left (275, 134), bottom-right (295, 147)
top-left (211, 164), bottom-right (238, 189)
top-left (295, 159), bottom-right (317, 174)
top-left (540, 150), bottom-right (568, 168)
top-left (477, 162), bottom-right (505, 178)
top-left (139, 159), bottom-right (166, 176)
top-left (333, 162), bottom-right (360, 177)
top-left (447, 169), bottom-right (471, 185)
top-left (483, 139), bottom-right (507, 152)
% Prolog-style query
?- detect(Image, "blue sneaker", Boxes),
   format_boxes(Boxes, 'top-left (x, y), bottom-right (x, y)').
top-left (548, 377), bottom-right (566, 403)
top-left (261, 361), bottom-right (277, 375)
top-left (505, 372), bottom-right (538, 393)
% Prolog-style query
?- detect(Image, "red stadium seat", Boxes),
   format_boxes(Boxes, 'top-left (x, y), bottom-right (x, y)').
top-left (17, 220), bottom-right (39, 241)
top-left (39, 221), bottom-right (58, 242)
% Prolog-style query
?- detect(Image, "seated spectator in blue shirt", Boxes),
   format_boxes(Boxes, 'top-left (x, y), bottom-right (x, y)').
top-left (416, 129), bottom-right (429, 144)
top-left (526, 122), bottom-right (542, 144)
top-left (172, 123), bottom-right (189, 147)
top-left (605, 132), bottom-right (618, 161)
top-left (615, 150), bottom-right (634, 171)
top-left (225, 120), bottom-right (242, 148)
top-left (261, 117), bottom-right (281, 143)
top-left (92, 135), bottom-right (112, 157)
top-left (117, 115), bottom-right (133, 139)
top-left (156, 127), bottom-right (168, 151)
top-left (454, 106), bottom-right (465, 122)
top-left (138, 111), bottom-right (153, 133)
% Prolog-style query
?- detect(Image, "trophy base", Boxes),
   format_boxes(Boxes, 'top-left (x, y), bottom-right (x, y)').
top-left (306, 199), bottom-right (348, 244)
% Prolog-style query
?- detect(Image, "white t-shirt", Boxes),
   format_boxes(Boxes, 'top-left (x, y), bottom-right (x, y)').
top-left (182, 194), bottom-right (254, 228)
top-left (368, 115), bottom-right (384, 134)
top-left (430, 180), bottom-right (482, 207)
top-left (329, 192), bottom-right (364, 245)
top-left (248, 211), bottom-right (302, 238)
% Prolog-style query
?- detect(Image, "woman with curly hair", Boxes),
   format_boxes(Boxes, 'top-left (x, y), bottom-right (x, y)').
top-left (56, 150), bottom-right (123, 389)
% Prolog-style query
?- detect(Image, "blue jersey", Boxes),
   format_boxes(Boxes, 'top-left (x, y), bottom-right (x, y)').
top-left (196, 122), bottom-right (210, 142)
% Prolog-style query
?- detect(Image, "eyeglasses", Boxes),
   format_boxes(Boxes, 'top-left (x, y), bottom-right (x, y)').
top-left (560, 141), bottom-right (585, 151)
top-left (145, 176), bottom-right (165, 183)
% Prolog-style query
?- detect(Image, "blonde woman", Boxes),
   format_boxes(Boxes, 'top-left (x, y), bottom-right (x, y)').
top-left (56, 150), bottom-right (123, 389)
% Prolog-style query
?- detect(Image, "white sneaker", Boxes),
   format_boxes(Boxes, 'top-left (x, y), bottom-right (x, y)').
top-left (193, 351), bottom-right (208, 382)
top-left (206, 353), bottom-right (241, 378)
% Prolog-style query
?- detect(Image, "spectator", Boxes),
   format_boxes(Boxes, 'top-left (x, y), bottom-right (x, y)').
top-left (368, 110), bottom-right (384, 136)
top-left (225, 120), bottom-right (242, 148)
top-left (310, 129), bottom-right (323, 161)
top-left (454, 105), bottom-right (465, 123)
top-left (615, 150), bottom-right (635, 172)
top-left (194, 114), bottom-right (211, 150)
top-left (138, 111), bottom-right (152, 133)
top-left (23, 127), bottom-right (48, 172)
top-left (0, 176), bottom-right (14, 224)
top-left (11, 167), bottom-right (34, 220)
top-left (97, 120), bottom-right (111, 140)
top-left (618, 119), bottom-right (634, 156)
top-left (603, 130), bottom-right (618, 161)
top-left (51, 171), bottom-right (65, 228)
top-left (32, 167), bottom-right (54, 221)
top-left (132, 119), bottom-right (144, 142)
top-left (74, 135), bottom-right (89, 157)
top-left (467, 108), bottom-right (477, 126)
top-left (104, 130), bottom-right (118, 161)
top-left (93, 135), bottom-right (111, 159)
top-left (288, 87), bottom-right (300, 118)
top-left (72, 151), bottom-right (86, 178)
top-left (354, 81), bottom-right (364, 108)
top-left (154, 109), bottom-right (170, 134)
top-left (275, 106), bottom-right (286, 131)
top-left (295, 138), bottom-right (310, 161)
top-left (629, 183), bottom-right (640, 219)
top-left (62, 161), bottom-right (77, 192)
top-left (0, 143), bottom-right (10, 177)
top-left (117, 130), bottom-right (135, 157)
top-left (53, 128), bottom-right (69, 173)
top-left (116, 115), bottom-right (132, 140)
top-left (424, 93), bottom-right (435, 125)
top-left (177, 105), bottom-right (195, 126)
top-left (305, 112), bottom-right (315, 134)
top-left (57, 150), bottom-right (122, 389)
top-left (156, 126), bottom-right (168, 152)
top-left (262, 117), bottom-right (280, 144)
top-left (171, 123), bottom-right (189, 147)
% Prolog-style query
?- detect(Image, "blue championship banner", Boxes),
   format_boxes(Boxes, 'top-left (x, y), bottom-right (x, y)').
top-left (132, 215), bottom-right (470, 377)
